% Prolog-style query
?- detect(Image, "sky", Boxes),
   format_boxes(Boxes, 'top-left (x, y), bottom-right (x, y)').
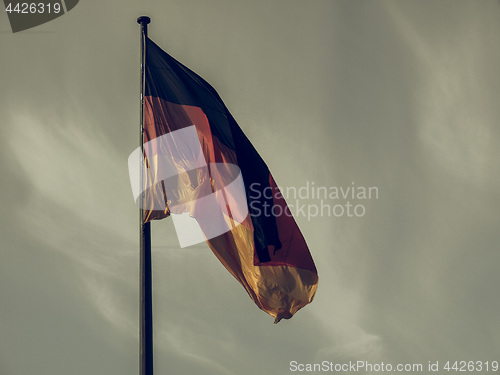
top-left (1, 1), bottom-right (500, 374)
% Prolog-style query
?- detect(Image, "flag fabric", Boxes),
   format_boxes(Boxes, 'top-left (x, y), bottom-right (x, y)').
top-left (142, 36), bottom-right (318, 323)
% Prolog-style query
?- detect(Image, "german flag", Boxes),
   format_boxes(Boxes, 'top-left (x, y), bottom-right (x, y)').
top-left (143, 37), bottom-right (318, 323)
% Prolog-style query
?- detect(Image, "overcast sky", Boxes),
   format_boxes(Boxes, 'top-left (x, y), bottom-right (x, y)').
top-left (1, 1), bottom-right (500, 374)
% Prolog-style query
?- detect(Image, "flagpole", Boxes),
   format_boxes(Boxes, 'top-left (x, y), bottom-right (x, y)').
top-left (137, 15), bottom-right (153, 375)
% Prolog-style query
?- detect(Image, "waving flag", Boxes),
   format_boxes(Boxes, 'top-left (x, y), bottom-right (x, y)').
top-left (140, 37), bottom-right (318, 323)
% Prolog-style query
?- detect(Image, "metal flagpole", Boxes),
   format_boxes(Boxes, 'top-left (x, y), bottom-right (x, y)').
top-left (137, 15), bottom-right (153, 375)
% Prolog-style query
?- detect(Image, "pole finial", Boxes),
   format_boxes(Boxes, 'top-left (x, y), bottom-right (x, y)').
top-left (137, 16), bottom-right (151, 25)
